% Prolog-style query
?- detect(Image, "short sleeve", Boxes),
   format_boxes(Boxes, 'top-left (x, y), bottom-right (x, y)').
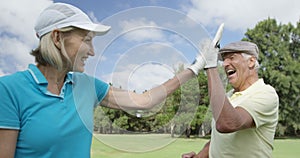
top-left (94, 78), bottom-right (109, 102)
top-left (238, 87), bottom-right (279, 128)
top-left (71, 72), bottom-right (109, 104)
top-left (0, 81), bottom-right (20, 130)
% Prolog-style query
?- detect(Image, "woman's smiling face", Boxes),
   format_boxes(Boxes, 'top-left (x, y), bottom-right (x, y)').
top-left (62, 29), bottom-right (95, 72)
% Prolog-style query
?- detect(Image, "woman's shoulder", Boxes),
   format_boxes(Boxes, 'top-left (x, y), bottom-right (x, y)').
top-left (71, 72), bottom-right (108, 87)
top-left (0, 70), bottom-right (31, 92)
top-left (0, 70), bottom-right (29, 83)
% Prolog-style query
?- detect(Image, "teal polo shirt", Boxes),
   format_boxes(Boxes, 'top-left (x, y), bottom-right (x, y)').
top-left (0, 64), bottom-right (109, 158)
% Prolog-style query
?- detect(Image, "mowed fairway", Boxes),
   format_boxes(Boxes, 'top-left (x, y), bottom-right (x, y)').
top-left (91, 134), bottom-right (300, 158)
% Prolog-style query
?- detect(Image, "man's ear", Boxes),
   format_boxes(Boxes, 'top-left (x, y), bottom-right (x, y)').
top-left (51, 30), bottom-right (61, 49)
top-left (248, 56), bottom-right (256, 69)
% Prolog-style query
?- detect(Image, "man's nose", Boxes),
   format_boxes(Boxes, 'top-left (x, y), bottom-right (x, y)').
top-left (222, 58), bottom-right (230, 67)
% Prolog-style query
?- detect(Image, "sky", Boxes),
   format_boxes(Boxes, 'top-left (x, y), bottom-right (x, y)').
top-left (1, 0), bottom-right (299, 92)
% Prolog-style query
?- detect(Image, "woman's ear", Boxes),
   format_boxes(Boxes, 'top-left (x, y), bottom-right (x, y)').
top-left (51, 30), bottom-right (61, 49)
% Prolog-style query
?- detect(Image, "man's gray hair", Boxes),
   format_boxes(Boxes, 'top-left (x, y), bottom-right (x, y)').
top-left (241, 53), bottom-right (260, 70)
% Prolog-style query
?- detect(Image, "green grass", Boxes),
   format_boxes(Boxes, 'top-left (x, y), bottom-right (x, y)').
top-left (273, 138), bottom-right (300, 158)
top-left (91, 134), bottom-right (300, 158)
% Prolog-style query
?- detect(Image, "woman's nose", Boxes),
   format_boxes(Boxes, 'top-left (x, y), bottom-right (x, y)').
top-left (88, 48), bottom-right (95, 56)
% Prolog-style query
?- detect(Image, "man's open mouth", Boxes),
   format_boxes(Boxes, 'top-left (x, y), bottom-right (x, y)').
top-left (227, 69), bottom-right (236, 76)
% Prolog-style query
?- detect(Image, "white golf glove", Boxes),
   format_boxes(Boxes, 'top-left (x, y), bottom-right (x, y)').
top-left (188, 50), bottom-right (206, 75)
top-left (188, 23), bottom-right (224, 74)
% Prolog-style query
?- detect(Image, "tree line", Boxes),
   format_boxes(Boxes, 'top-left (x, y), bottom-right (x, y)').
top-left (94, 18), bottom-right (300, 137)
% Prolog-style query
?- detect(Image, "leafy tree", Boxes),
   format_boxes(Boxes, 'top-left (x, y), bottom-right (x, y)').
top-left (244, 18), bottom-right (300, 136)
top-left (112, 115), bottom-right (129, 133)
top-left (94, 65), bottom-right (210, 137)
top-left (94, 106), bottom-right (112, 133)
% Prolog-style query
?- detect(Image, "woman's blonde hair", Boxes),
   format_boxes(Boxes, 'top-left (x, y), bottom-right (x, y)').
top-left (30, 27), bottom-right (75, 72)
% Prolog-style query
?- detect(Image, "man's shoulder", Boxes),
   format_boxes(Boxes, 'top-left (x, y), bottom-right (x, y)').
top-left (260, 79), bottom-right (278, 95)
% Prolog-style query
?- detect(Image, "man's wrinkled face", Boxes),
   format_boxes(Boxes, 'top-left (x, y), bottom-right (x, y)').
top-left (222, 52), bottom-right (252, 89)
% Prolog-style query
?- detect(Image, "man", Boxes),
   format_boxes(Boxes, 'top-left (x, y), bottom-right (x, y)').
top-left (182, 41), bottom-right (279, 158)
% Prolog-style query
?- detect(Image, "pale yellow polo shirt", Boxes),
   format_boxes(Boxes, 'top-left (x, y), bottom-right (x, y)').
top-left (209, 79), bottom-right (279, 158)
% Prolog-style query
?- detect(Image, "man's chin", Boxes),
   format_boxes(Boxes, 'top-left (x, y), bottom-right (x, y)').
top-left (228, 79), bottom-right (236, 86)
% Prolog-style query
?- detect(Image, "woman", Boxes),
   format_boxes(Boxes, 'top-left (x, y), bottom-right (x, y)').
top-left (0, 3), bottom-right (220, 158)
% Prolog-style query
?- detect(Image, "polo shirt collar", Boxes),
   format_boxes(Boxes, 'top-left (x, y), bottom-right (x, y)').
top-left (28, 64), bottom-right (74, 97)
top-left (229, 79), bottom-right (264, 99)
top-left (28, 64), bottom-right (74, 85)
top-left (241, 79), bottom-right (264, 95)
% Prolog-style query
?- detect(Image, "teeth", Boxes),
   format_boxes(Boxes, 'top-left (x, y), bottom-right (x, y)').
top-left (227, 70), bottom-right (236, 75)
top-left (227, 70), bottom-right (234, 73)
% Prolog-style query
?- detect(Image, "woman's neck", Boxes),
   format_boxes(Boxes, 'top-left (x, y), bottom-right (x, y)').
top-left (37, 64), bottom-right (67, 95)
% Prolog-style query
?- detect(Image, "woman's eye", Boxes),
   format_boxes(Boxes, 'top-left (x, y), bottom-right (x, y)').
top-left (84, 38), bottom-right (92, 43)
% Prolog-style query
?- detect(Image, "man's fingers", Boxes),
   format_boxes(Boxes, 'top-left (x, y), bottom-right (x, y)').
top-left (182, 151), bottom-right (196, 158)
